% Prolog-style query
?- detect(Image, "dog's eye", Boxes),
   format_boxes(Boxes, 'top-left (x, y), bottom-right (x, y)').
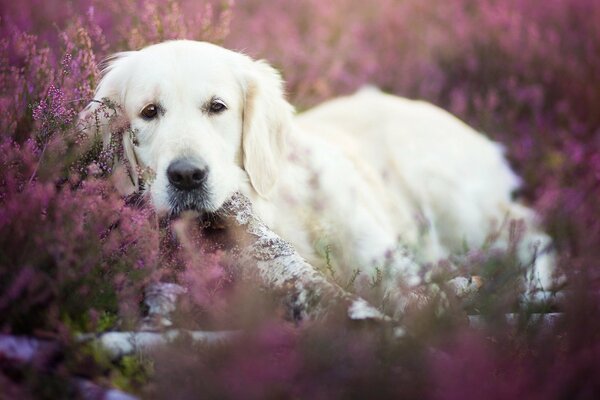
top-left (209, 99), bottom-right (227, 114)
top-left (141, 104), bottom-right (159, 120)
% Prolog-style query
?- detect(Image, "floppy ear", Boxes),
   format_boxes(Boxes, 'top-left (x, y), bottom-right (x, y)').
top-left (79, 52), bottom-right (140, 189)
top-left (242, 60), bottom-right (293, 198)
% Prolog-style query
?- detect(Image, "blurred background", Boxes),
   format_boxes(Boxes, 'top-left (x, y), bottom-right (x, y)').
top-left (1, 0), bottom-right (599, 398)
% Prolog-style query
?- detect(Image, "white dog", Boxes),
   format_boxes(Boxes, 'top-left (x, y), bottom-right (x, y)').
top-left (82, 40), bottom-right (556, 311)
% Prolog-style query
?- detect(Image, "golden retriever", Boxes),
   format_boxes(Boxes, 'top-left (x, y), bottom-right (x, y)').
top-left (82, 40), bottom-right (557, 311)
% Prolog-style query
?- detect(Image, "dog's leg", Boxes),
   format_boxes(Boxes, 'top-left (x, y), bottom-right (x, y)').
top-left (492, 202), bottom-right (562, 302)
top-left (320, 200), bottom-right (431, 318)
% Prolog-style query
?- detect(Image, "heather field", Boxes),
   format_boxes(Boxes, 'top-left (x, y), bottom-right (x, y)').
top-left (1, 0), bottom-right (600, 398)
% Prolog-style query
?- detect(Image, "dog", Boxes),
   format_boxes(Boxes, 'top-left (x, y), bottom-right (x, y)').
top-left (82, 40), bottom-right (557, 313)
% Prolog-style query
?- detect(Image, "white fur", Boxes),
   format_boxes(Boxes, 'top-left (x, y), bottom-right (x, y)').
top-left (82, 41), bottom-right (557, 303)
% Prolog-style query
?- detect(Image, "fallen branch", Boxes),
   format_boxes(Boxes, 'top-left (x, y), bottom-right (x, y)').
top-left (1, 312), bottom-right (563, 361)
top-left (217, 192), bottom-right (392, 323)
top-left (216, 192), bottom-right (500, 322)
top-left (78, 329), bottom-right (237, 360)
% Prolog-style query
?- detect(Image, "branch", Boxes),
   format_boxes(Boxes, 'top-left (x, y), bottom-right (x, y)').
top-left (216, 193), bottom-right (503, 322)
top-left (77, 329), bottom-right (237, 360)
top-left (217, 192), bottom-right (391, 323)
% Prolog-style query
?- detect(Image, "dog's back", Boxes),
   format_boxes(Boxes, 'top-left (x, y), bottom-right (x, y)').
top-left (296, 88), bottom-right (556, 295)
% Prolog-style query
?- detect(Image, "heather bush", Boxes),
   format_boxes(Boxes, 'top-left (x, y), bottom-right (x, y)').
top-left (1, 0), bottom-right (599, 398)
top-left (0, 1), bottom-right (229, 395)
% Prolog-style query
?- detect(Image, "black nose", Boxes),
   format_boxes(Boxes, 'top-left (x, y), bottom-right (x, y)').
top-left (167, 159), bottom-right (208, 191)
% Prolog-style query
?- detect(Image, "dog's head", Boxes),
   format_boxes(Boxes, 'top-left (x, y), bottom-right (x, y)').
top-left (81, 40), bottom-right (292, 215)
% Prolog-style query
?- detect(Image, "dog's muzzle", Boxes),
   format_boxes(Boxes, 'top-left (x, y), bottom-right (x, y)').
top-left (166, 158), bottom-right (211, 214)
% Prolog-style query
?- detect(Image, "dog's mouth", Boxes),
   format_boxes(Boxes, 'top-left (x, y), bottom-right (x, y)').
top-left (162, 189), bottom-right (235, 252)
top-left (167, 186), bottom-right (215, 217)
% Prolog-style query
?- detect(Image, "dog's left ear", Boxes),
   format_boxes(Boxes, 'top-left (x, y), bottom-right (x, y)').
top-left (242, 59), bottom-right (293, 198)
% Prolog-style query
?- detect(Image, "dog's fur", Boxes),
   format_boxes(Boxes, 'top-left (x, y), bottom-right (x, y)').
top-left (82, 40), bottom-right (556, 302)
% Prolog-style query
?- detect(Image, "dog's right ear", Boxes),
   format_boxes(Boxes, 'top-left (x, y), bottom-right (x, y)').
top-left (79, 52), bottom-right (140, 188)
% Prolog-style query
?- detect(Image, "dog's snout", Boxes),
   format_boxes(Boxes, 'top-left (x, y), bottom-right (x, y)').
top-left (167, 159), bottom-right (207, 191)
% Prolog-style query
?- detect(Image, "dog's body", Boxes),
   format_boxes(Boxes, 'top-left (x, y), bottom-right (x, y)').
top-left (83, 40), bottom-right (556, 307)
top-left (268, 89), bottom-right (555, 294)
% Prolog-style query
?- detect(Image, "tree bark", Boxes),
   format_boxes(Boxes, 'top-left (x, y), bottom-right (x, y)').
top-left (217, 192), bottom-right (392, 323)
